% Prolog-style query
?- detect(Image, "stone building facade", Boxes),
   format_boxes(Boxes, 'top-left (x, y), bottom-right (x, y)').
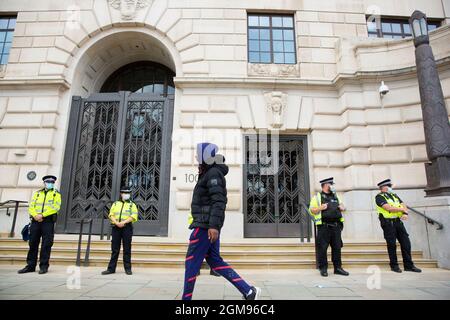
top-left (0, 0), bottom-right (449, 241)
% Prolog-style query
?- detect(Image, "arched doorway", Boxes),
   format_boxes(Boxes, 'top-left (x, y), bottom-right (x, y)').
top-left (59, 61), bottom-right (174, 236)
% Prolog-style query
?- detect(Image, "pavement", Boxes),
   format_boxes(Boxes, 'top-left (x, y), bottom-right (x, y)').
top-left (0, 265), bottom-right (450, 300)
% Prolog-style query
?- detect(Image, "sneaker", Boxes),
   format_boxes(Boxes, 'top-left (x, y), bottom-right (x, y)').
top-left (243, 286), bottom-right (261, 300)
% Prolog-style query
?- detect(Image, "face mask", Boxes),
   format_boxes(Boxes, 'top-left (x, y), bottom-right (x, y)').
top-left (122, 194), bottom-right (130, 201)
top-left (45, 182), bottom-right (54, 190)
top-left (330, 185), bottom-right (336, 193)
top-left (387, 187), bottom-right (393, 193)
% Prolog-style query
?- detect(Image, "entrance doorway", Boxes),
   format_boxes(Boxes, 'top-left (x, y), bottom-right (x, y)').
top-left (58, 62), bottom-right (174, 236)
top-left (243, 135), bottom-right (311, 238)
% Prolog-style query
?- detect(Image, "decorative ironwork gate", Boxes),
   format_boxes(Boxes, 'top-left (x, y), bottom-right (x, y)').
top-left (58, 92), bottom-right (173, 236)
top-left (244, 135), bottom-right (311, 238)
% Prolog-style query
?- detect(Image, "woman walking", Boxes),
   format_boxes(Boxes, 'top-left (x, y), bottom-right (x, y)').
top-left (182, 142), bottom-right (261, 300)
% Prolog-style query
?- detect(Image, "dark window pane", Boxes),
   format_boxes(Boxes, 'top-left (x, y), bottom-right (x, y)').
top-left (382, 22), bottom-right (391, 32)
top-left (8, 18), bottom-right (16, 29)
top-left (259, 16), bottom-right (270, 26)
top-left (272, 16), bottom-right (282, 27)
top-left (274, 52), bottom-right (284, 63)
top-left (249, 51), bottom-right (259, 62)
top-left (272, 29), bottom-right (283, 40)
top-left (260, 29), bottom-right (270, 40)
top-left (284, 52), bottom-right (296, 64)
top-left (392, 23), bottom-right (401, 33)
top-left (0, 18), bottom-right (8, 29)
top-left (260, 40), bottom-right (270, 52)
top-left (428, 24), bottom-right (437, 31)
top-left (283, 16), bottom-right (293, 28)
top-left (283, 29), bottom-right (294, 40)
top-left (248, 16), bottom-right (259, 26)
top-left (167, 85), bottom-right (175, 94)
top-left (273, 40), bottom-right (283, 52)
top-left (368, 32), bottom-right (378, 37)
top-left (0, 32), bottom-right (6, 42)
top-left (1, 54), bottom-right (9, 65)
top-left (249, 29), bottom-right (259, 39)
top-left (284, 41), bottom-right (295, 53)
top-left (249, 40), bottom-right (259, 51)
top-left (260, 52), bottom-right (271, 63)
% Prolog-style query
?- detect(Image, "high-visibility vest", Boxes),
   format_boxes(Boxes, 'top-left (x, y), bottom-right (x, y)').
top-left (375, 193), bottom-right (403, 219)
top-left (309, 192), bottom-right (344, 225)
top-left (109, 200), bottom-right (138, 223)
top-left (28, 189), bottom-right (61, 218)
top-left (187, 212), bottom-right (193, 226)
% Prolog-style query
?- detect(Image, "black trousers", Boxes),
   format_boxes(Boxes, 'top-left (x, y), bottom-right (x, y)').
top-left (317, 223), bottom-right (343, 270)
top-left (380, 217), bottom-right (414, 269)
top-left (107, 224), bottom-right (133, 272)
top-left (26, 218), bottom-right (55, 269)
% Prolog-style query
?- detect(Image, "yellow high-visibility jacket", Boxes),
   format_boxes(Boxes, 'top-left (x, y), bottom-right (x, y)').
top-left (109, 200), bottom-right (138, 223)
top-left (28, 189), bottom-right (62, 218)
top-left (375, 193), bottom-right (404, 219)
top-left (309, 192), bottom-right (345, 225)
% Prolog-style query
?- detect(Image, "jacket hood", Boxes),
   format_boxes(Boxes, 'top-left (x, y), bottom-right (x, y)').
top-left (210, 154), bottom-right (229, 176)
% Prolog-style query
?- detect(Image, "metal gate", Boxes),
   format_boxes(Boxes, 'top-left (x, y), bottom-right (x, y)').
top-left (57, 91), bottom-right (173, 236)
top-left (244, 135), bottom-right (311, 238)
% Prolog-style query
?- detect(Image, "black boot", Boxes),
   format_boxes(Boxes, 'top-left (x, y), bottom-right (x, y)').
top-left (334, 267), bottom-right (349, 276)
top-left (404, 266), bottom-right (422, 273)
top-left (320, 269), bottom-right (328, 277)
top-left (18, 266), bottom-right (35, 274)
top-left (391, 266), bottom-right (402, 273)
top-left (38, 268), bottom-right (48, 274)
top-left (101, 270), bottom-right (115, 275)
top-left (125, 269), bottom-right (132, 275)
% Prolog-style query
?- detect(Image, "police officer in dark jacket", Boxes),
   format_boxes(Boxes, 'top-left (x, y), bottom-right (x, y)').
top-left (182, 142), bottom-right (260, 300)
top-left (375, 179), bottom-right (421, 273)
top-left (309, 177), bottom-right (349, 277)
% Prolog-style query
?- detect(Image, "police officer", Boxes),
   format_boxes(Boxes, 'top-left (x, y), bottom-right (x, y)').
top-left (309, 177), bottom-right (349, 277)
top-left (375, 179), bottom-right (422, 273)
top-left (102, 188), bottom-right (138, 275)
top-left (18, 175), bottom-right (61, 274)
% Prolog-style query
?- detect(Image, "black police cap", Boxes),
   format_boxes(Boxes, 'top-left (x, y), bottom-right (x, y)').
top-left (377, 179), bottom-right (392, 187)
top-left (319, 177), bottom-right (334, 185)
top-left (42, 175), bottom-right (57, 182)
top-left (120, 188), bottom-right (131, 193)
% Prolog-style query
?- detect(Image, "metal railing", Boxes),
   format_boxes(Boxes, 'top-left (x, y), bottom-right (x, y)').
top-left (300, 202), bottom-right (318, 269)
top-left (0, 200), bottom-right (28, 238)
top-left (75, 200), bottom-right (113, 267)
top-left (407, 205), bottom-right (444, 230)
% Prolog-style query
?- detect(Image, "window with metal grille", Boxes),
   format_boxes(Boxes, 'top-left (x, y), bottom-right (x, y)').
top-left (248, 13), bottom-right (296, 64)
top-left (367, 17), bottom-right (441, 39)
top-left (0, 16), bottom-right (16, 65)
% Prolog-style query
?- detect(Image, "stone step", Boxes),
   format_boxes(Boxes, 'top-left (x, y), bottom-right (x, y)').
top-left (0, 246), bottom-right (425, 260)
top-left (0, 238), bottom-right (390, 251)
top-left (0, 255), bottom-right (438, 269)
